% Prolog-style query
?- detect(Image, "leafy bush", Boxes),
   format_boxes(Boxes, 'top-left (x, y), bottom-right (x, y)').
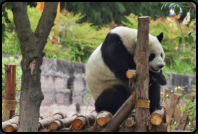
top-left (54, 9), bottom-right (111, 63)
top-left (180, 92), bottom-right (196, 131)
top-left (2, 6), bottom-right (196, 75)
top-left (122, 13), bottom-right (196, 75)
top-left (165, 85), bottom-right (196, 131)
top-left (2, 6), bottom-right (111, 63)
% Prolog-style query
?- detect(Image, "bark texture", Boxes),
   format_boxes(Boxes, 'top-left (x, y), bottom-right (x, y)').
top-left (134, 16), bottom-right (150, 132)
top-left (11, 2), bottom-right (58, 132)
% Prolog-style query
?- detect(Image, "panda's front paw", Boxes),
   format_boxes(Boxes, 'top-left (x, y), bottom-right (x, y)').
top-left (151, 105), bottom-right (162, 114)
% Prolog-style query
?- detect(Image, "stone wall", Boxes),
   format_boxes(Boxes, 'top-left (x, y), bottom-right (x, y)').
top-left (2, 54), bottom-right (196, 107)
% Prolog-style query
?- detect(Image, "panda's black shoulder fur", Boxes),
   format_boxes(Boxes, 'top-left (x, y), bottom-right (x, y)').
top-left (101, 32), bottom-right (136, 81)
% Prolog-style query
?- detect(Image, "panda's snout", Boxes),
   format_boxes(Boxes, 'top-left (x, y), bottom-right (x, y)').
top-left (158, 65), bottom-right (164, 69)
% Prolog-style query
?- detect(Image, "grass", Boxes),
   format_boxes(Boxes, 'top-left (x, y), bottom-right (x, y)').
top-left (163, 56), bottom-right (196, 76)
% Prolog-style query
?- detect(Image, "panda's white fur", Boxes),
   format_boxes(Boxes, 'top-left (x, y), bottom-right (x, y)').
top-left (86, 26), bottom-right (166, 114)
top-left (110, 27), bottom-right (165, 72)
top-left (86, 43), bottom-right (124, 100)
top-left (86, 26), bottom-right (164, 100)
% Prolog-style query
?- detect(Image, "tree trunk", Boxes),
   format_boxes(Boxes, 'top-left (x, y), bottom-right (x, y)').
top-left (11, 2), bottom-right (58, 132)
top-left (134, 16), bottom-right (150, 132)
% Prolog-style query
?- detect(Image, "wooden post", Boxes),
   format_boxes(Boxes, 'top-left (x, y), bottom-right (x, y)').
top-left (134, 16), bottom-right (150, 132)
top-left (3, 64), bottom-right (17, 121)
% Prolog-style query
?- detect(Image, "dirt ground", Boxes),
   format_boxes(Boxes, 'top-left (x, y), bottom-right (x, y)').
top-left (40, 103), bottom-right (95, 117)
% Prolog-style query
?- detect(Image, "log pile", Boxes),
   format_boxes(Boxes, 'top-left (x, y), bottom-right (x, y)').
top-left (2, 108), bottom-right (175, 132)
top-left (2, 69), bottom-right (171, 132)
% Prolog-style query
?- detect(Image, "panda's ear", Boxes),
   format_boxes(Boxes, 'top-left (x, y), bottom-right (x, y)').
top-left (156, 32), bottom-right (163, 43)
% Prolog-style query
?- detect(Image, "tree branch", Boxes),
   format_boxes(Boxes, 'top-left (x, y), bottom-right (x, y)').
top-left (2, 2), bottom-right (12, 12)
top-left (11, 2), bottom-right (32, 53)
top-left (35, 2), bottom-right (58, 54)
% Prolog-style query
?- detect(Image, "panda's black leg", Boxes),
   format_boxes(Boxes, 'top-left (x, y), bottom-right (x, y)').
top-left (95, 85), bottom-right (131, 115)
top-left (149, 76), bottom-right (162, 114)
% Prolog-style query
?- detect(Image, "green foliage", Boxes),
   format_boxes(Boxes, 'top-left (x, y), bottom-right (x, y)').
top-left (163, 56), bottom-right (195, 75)
top-left (2, 3), bottom-right (196, 75)
top-left (53, 10), bottom-right (110, 63)
top-left (64, 2), bottom-right (171, 27)
top-left (180, 93), bottom-right (196, 131)
top-left (166, 85), bottom-right (196, 131)
top-left (2, 31), bottom-right (21, 55)
top-left (43, 41), bottom-right (73, 61)
top-left (122, 12), bottom-right (196, 75)
top-left (5, 5), bottom-right (42, 32)
top-left (2, 5), bottom-right (12, 44)
top-left (2, 5), bottom-right (42, 56)
top-left (2, 6), bottom-right (110, 63)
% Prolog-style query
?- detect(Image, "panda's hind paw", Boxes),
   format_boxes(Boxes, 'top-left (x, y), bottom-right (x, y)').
top-left (151, 105), bottom-right (162, 113)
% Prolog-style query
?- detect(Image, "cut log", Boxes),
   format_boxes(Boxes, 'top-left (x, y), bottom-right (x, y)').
top-left (5, 124), bottom-right (17, 132)
top-left (38, 113), bottom-right (66, 129)
top-left (39, 125), bottom-right (136, 132)
top-left (96, 111), bottom-right (112, 126)
top-left (49, 116), bottom-right (77, 130)
top-left (154, 123), bottom-right (171, 132)
top-left (118, 126), bottom-right (136, 132)
top-left (2, 115), bottom-right (19, 130)
top-left (72, 112), bottom-right (97, 131)
top-left (164, 97), bottom-right (171, 112)
top-left (40, 126), bottom-right (104, 132)
top-left (168, 94), bottom-right (176, 126)
top-left (72, 117), bottom-right (86, 131)
top-left (124, 116), bottom-right (136, 127)
top-left (126, 70), bottom-right (136, 79)
top-left (166, 113), bottom-right (170, 124)
top-left (3, 116), bottom-right (44, 132)
top-left (173, 104), bottom-right (182, 125)
top-left (150, 107), bottom-right (165, 125)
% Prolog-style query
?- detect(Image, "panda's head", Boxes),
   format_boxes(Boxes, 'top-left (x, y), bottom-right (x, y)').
top-left (110, 26), bottom-right (165, 73)
top-left (148, 32), bottom-right (165, 73)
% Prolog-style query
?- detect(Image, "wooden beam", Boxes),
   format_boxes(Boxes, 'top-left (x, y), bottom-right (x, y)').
top-left (134, 16), bottom-right (150, 132)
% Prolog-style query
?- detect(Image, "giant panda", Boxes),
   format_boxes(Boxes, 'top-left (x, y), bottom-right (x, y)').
top-left (86, 26), bottom-right (166, 115)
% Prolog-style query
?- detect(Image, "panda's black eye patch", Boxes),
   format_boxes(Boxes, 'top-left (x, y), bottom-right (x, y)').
top-left (149, 53), bottom-right (155, 61)
top-left (161, 53), bottom-right (163, 58)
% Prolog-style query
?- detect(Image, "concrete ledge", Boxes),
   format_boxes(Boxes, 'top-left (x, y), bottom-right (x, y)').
top-left (2, 54), bottom-right (196, 106)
